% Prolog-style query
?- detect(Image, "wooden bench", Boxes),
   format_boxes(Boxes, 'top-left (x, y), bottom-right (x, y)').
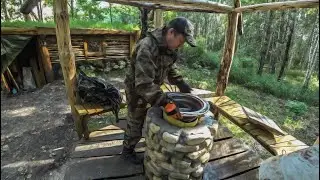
top-left (206, 96), bottom-right (309, 156)
top-left (73, 84), bottom-right (215, 140)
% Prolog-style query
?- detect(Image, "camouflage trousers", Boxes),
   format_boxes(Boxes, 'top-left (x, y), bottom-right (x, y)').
top-left (123, 89), bottom-right (149, 150)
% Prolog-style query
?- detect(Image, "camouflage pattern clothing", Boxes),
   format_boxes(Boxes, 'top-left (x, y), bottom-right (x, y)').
top-left (123, 28), bottom-right (186, 150)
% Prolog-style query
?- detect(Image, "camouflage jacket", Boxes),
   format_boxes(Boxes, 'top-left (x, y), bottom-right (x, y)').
top-left (124, 28), bottom-right (185, 106)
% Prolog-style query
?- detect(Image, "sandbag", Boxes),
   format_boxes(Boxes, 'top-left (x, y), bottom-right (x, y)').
top-left (22, 67), bottom-right (36, 90)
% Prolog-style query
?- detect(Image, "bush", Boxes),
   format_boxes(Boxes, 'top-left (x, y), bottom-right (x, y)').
top-left (285, 100), bottom-right (308, 116)
top-left (181, 46), bottom-right (219, 70)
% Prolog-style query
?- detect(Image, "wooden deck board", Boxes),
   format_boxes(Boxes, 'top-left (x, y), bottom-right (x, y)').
top-left (64, 154), bottom-right (144, 180)
top-left (71, 139), bottom-right (146, 158)
top-left (225, 168), bottom-right (259, 180)
top-left (205, 150), bottom-right (262, 179)
top-left (208, 96), bottom-right (309, 156)
top-left (210, 138), bottom-right (248, 160)
top-left (107, 175), bottom-right (146, 180)
top-left (214, 125), bottom-right (234, 141)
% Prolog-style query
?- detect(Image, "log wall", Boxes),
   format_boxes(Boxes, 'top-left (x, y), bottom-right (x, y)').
top-left (43, 34), bottom-right (132, 64)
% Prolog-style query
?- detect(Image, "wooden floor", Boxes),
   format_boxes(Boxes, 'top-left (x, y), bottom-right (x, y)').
top-left (64, 120), bottom-right (262, 180)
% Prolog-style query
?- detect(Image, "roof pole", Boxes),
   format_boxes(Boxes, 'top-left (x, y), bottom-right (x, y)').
top-left (154, 9), bottom-right (163, 28)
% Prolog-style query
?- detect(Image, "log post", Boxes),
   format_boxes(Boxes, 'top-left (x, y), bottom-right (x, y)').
top-left (154, 9), bottom-right (163, 28)
top-left (214, 5), bottom-right (239, 119)
top-left (38, 36), bottom-right (54, 83)
top-left (129, 35), bottom-right (135, 58)
top-left (53, 0), bottom-right (77, 115)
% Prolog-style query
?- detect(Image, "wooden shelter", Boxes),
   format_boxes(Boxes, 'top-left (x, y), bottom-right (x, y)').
top-left (1, 27), bottom-right (139, 89)
top-left (52, 0), bottom-right (319, 179)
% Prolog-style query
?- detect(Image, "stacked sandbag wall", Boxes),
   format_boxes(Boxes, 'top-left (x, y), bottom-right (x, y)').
top-left (144, 107), bottom-right (214, 180)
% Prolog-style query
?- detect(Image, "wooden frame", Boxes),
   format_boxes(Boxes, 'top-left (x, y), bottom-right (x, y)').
top-left (99, 0), bottom-right (318, 13)
top-left (53, 0), bottom-right (319, 149)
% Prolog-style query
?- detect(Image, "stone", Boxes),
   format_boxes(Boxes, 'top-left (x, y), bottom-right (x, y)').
top-left (152, 134), bottom-right (160, 144)
top-left (146, 149), bottom-right (157, 162)
top-left (18, 167), bottom-right (24, 172)
top-left (160, 140), bottom-right (175, 151)
top-left (153, 176), bottom-right (162, 180)
top-left (199, 152), bottom-right (210, 163)
top-left (160, 162), bottom-right (175, 172)
top-left (145, 168), bottom-right (153, 180)
top-left (161, 147), bottom-right (174, 155)
top-left (208, 141), bottom-right (213, 151)
top-left (169, 172), bottom-right (190, 179)
top-left (191, 166), bottom-right (204, 177)
top-left (186, 137), bottom-right (206, 146)
top-left (150, 123), bottom-right (160, 134)
top-left (168, 177), bottom-right (179, 180)
top-left (163, 132), bottom-right (179, 144)
top-left (26, 174), bottom-right (32, 179)
top-left (148, 130), bottom-right (154, 139)
top-left (146, 116), bottom-right (151, 123)
top-left (187, 148), bottom-right (207, 160)
top-left (154, 150), bottom-right (169, 161)
top-left (150, 160), bottom-right (164, 174)
top-left (113, 65), bottom-right (119, 69)
top-left (2, 145), bottom-right (9, 151)
top-left (182, 125), bottom-right (212, 146)
top-left (145, 161), bottom-right (161, 177)
top-left (171, 157), bottom-right (191, 169)
top-left (203, 138), bottom-right (212, 147)
top-left (174, 144), bottom-right (199, 153)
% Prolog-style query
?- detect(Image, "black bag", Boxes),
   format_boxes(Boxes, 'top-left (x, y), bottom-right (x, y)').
top-left (76, 71), bottom-right (122, 122)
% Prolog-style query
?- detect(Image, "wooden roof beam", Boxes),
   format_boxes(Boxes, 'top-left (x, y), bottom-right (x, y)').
top-left (100, 0), bottom-right (233, 13)
top-left (234, 0), bottom-right (319, 13)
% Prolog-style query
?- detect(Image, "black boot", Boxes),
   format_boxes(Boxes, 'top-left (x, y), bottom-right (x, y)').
top-left (121, 147), bottom-right (143, 164)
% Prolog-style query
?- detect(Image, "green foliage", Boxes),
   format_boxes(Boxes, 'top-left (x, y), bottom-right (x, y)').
top-left (1, 20), bottom-right (139, 31)
top-left (285, 100), bottom-right (308, 116)
top-left (283, 116), bottom-right (303, 131)
top-left (181, 38), bottom-right (219, 70)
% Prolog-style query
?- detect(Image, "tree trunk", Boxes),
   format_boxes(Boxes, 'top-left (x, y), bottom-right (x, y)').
top-left (139, 8), bottom-right (150, 40)
top-left (36, 1), bottom-right (43, 21)
top-left (278, 11), bottom-right (297, 81)
top-left (70, 0), bottom-right (74, 18)
top-left (154, 9), bottom-right (163, 28)
top-left (2, 0), bottom-right (10, 21)
top-left (268, 29), bottom-right (277, 74)
top-left (109, 3), bottom-right (113, 24)
top-left (302, 33), bottom-right (319, 90)
top-left (30, 11), bottom-right (39, 21)
top-left (257, 10), bottom-right (274, 75)
top-left (53, 0), bottom-right (77, 114)
top-left (216, 12), bottom-right (239, 96)
top-left (302, 21), bottom-right (317, 69)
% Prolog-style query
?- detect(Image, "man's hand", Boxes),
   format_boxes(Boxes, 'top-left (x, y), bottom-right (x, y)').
top-left (176, 81), bottom-right (192, 93)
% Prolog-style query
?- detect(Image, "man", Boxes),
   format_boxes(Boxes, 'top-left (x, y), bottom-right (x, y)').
top-left (121, 17), bottom-right (196, 164)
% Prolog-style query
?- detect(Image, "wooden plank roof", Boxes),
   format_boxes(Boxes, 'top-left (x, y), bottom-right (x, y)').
top-left (1, 27), bottom-right (137, 36)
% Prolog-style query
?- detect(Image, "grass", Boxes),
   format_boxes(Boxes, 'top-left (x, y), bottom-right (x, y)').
top-left (178, 66), bottom-right (319, 153)
top-left (1, 19), bottom-right (139, 31)
top-left (181, 48), bottom-right (319, 106)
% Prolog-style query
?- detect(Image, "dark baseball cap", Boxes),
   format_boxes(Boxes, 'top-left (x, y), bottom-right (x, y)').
top-left (167, 17), bottom-right (196, 47)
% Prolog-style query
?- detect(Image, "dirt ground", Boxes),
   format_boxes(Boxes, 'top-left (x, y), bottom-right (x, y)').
top-left (1, 80), bottom-right (78, 180)
top-left (1, 69), bottom-right (127, 180)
